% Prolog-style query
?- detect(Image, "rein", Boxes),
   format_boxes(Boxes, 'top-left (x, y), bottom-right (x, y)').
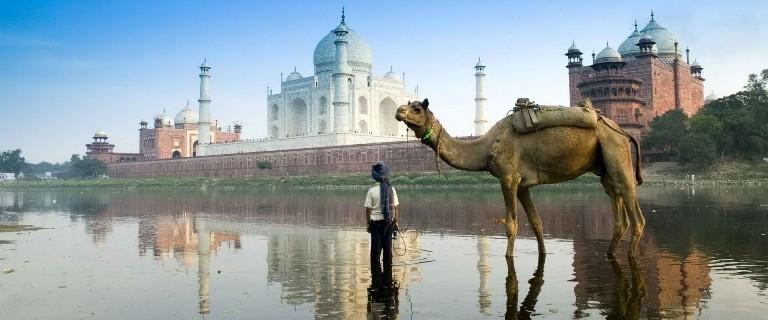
top-left (417, 113), bottom-right (443, 175)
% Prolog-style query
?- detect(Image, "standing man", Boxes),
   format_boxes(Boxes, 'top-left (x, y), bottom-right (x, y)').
top-left (364, 162), bottom-right (399, 286)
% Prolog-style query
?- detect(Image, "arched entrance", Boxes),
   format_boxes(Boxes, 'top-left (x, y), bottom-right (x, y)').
top-left (288, 98), bottom-right (308, 136)
top-left (172, 150), bottom-right (181, 159)
top-left (270, 125), bottom-right (279, 138)
top-left (192, 141), bottom-right (199, 157)
top-left (378, 97), bottom-right (399, 135)
top-left (319, 120), bottom-right (327, 134)
top-left (359, 120), bottom-right (368, 134)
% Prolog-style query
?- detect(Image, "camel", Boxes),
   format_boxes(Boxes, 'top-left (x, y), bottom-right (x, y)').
top-left (395, 99), bottom-right (645, 258)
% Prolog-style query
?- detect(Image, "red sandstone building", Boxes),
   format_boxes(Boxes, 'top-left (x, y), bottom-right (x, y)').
top-left (566, 13), bottom-right (706, 139)
top-left (86, 106), bottom-right (240, 164)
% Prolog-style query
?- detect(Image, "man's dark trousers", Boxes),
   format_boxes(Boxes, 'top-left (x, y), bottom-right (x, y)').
top-left (370, 220), bottom-right (393, 285)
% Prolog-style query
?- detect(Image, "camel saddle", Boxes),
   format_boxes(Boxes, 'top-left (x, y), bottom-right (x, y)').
top-left (510, 98), bottom-right (599, 134)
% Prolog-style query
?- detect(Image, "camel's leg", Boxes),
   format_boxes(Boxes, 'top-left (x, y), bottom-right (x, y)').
top-left (517, 187), bottom-right (545, 255)
top-left (623, 190), bottom-right (645, 257)
top-left (606, 194), bottom-right (629, 257)
top-left (500, 174), bottom-right (521, 257)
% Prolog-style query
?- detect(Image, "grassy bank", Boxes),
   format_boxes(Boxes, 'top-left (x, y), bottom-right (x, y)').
top-left (2, 162), bottom-right (767, 190)
top-left (0, 171), bottom-right (601, 190)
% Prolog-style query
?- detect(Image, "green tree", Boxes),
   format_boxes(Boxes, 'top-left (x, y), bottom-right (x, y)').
top-left (678, 133), bottom-right (717, 168)
top-left (642, 109), bottom-right (689, 157)
top-left (0, 149), bottom-right (27, 174)
top-left (68, 154), bottom-right (107, 178)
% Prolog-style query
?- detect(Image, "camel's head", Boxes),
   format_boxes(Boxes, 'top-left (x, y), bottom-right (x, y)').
top-left (395, 99), bottom-right (435, 139)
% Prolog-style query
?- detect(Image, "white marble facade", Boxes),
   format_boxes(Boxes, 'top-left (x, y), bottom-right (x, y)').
top-left (266, 13), bottom-right (418, 140)
top-left (198, 11), bottom-right (420, 157)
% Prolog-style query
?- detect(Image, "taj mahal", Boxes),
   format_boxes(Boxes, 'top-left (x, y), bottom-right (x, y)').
top-left (198, 10), bottom-right (428, 156)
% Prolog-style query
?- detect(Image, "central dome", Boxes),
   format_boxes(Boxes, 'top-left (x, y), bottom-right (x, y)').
top-left (640, 19), bottom-right (678, 57)
top-left (313, 22), bottom-right (373, 71)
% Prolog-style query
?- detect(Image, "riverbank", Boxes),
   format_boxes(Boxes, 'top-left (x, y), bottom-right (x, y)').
top-left (2, 164), bottom-right (768, 190)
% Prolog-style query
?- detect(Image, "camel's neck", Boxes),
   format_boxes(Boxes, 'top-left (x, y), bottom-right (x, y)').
top-left (426, 121), bottom-right (497, 172)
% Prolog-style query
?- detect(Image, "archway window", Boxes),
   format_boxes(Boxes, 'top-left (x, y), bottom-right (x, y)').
top-left (359, 96), bottom-right (368, 114)
top-left (270, 126), bottom-right (279, 138)
top-left (318, 97), bottom-right (327, 115)
top-left (359, 120), bottom-right (368, 134)
top-left (172, 151), bottom-right (181, 159)
top-left (319, 120), bottom-right (327, 134)
top-left (271, 104), bottom-right (279, 121)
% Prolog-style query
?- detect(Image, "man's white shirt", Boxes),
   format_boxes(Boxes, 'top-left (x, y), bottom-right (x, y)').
top-left (363, 185), bottom-right (399, 221)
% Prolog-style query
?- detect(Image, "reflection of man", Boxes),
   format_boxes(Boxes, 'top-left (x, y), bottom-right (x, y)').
top-left (364, 163), bottom-right (399, 284)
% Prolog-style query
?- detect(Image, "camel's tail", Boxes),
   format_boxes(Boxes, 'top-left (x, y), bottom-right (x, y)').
top-left (598, 116), bottom-right (643, 186)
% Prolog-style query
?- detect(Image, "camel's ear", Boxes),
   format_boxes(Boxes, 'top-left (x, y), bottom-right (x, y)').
top-left (422, 98), bottom-right (429, 109)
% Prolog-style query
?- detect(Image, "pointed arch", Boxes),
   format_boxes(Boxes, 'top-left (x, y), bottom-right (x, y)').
top-left (358, 120), bottom-right (368, 134)
top-left (288, 98), bottom-right (308, 136)
top-left (378, 97), bottom-right (399, 135)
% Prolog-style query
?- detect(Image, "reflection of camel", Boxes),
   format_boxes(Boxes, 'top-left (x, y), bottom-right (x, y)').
top-left (607, 258), bottom-right (646, 320)
top-left (505, 255), bottom-right (545, 319)
top-left (396, 99), bottom-right (645, 257)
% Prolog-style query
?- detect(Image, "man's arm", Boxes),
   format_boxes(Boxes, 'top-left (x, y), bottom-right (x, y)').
top-left (393, 206), bottom-right (400, 227)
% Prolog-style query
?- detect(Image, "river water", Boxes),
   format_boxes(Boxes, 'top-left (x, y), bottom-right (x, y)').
top-left (0, 185), bottom-right (767, 319)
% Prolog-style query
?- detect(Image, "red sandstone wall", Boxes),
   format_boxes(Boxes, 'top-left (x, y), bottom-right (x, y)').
top-left (107, 141), bottom-right (449, 178)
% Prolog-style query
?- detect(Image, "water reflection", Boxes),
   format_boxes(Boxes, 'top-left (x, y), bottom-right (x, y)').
top-left (1, 186), bottom-right (767, 319)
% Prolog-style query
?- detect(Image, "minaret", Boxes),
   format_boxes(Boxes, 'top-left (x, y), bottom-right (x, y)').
top-left (197, 60), bottom-right (212, 144)
top-left (565, 42), bottom-right (584, 107)
top-left (332, 8), bottom-right (351, 133)
top-left (474, 58), bottom-right (489, 136)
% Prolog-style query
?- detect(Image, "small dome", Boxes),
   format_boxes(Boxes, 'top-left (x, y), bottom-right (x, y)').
top-left (475, 57), bottom-right (485, 67)
top-left (705, 92), bottom-right (718, 103)
top-left (174, 103), bottom-right (199, 124)
top-left (691, 59), bottom-right (701, 68)
top-left (200, 59), bottom-right (210, 69)
top-left (595, 45), bottom-right (622, 63)
top-left (94, 130), bottom-right (108, 138)
top-left (567, 42), bottom-right (580, 53)
top-left (286, 69), bottom-right (303, 81)
top-left (156, 113), bottom-right (173, 127)
top-left (313, 21), bottom-right (373, 71)
top-left (384, 67), bottom-right (400, 81)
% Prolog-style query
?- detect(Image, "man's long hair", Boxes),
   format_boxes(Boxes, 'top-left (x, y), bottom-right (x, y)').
top-left (371, 163), bottom-right (394, 222)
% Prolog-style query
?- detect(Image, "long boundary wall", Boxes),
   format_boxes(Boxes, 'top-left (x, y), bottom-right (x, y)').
top-left (107, 140), bottom-right (453, 178)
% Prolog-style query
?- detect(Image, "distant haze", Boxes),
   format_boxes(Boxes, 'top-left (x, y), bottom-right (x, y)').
top-left (1, 0), bottom-right (766, 162)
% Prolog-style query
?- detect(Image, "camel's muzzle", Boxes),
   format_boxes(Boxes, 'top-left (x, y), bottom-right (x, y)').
top-left (395, 108), bottom-right (407, 121)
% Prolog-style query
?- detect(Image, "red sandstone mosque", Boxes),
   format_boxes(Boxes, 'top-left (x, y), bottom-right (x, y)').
top-left (566, 12), bottom-right (715, 139)
top-left (86, 62), bottom-right (241, 164)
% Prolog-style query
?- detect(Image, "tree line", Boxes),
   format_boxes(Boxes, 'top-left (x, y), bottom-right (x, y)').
top-left (0, 150), bottom-right (107, 179)
top-left (642, 69), bottom-right (768, 168)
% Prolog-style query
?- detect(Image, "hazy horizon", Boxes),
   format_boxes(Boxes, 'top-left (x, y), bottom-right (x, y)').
top-left (2, 0), bottom-right (766, 163)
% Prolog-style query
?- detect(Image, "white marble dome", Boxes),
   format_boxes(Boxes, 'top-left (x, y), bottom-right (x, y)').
top-left (286, 70), bottom-right (303, 81)
top-left (174, 105), bottom-right (199, 124)
top-left (313, 22), bottom-right (373, 70)
top-left (384, 67), bottom-right (400, 82)
top-left (94, 130), bottom-right (108, 138)
top-left (705, 92), bottom-right (719, 103)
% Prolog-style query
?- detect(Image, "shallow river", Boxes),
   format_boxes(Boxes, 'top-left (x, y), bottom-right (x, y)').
top-left (1, 185), bottom-right (767, 319)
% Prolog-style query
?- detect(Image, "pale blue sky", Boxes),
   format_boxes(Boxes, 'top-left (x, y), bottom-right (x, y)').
top-left (1, 0), bottom-right (766, 162)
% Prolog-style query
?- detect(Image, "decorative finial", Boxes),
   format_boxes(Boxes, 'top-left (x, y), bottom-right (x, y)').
top-left (341, 6), bottom-right (345, 24)
top-left (186, 99), bottom-right (190, 107)
top-left (293, 66), bottom-right (297, 72)
top-left (650, 11), bottom-right (655, 21)
top-left (634, 20), bottom-right (638, 31)
top-left (572, 40), bottom-right (575, 45)
top-left (606, 41), bottom-right (609, 47)
top-left (389, 65), bottom-right (393, 72)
